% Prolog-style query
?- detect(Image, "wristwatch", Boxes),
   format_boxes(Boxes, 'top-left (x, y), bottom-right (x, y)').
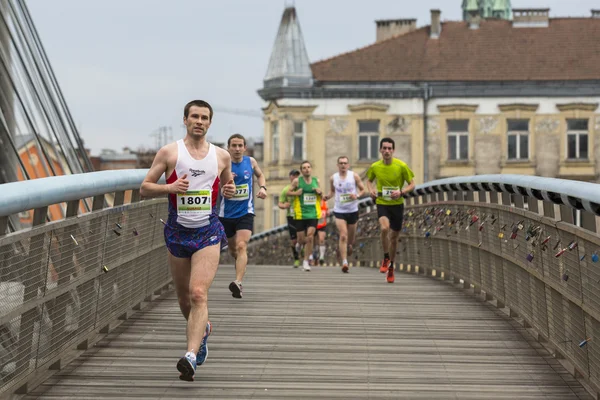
top-left (260, 185), bottom-right (267, 191)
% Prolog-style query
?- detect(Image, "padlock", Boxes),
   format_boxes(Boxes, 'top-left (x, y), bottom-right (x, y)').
top-left (568, 241), bottom-right (578, 250)
top-left (562, 273), bottom-right (569, 281)
top-left (511, 232), bottom-right (518, 240)
top-left (498, 232), bottom-right (504, 239)
top-left (555, 248), bottom-right (567, 258)
top-left (592, 252), bottom-right (599, 263)
top-left (446, 209), bottom-right (451, 216)
top-left (541, 236), bottom-right (551, 245)
top-left (517, 221), bottom-right (524, 230)
top-left (526, 253), bottom-right (534, 262)
top-left (479, 223), bottom-right (484, 231)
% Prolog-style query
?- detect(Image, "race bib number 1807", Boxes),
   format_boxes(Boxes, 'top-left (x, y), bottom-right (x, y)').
top-left (177, 190), bottom-right (212, 214)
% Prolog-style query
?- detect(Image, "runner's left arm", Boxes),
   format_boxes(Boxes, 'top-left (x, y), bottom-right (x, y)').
top-left (354, 172), bottom-right (366, 198)
top-left (251, 157), bottom-right (267, 199)
top-left (217, 149), bottom-right (235, 199)
top-left (401, 179), bottom-right (416, 196)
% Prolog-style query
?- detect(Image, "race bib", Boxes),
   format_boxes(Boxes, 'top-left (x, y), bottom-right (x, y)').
top-left (340, 193), bottom-right (354, 204)
top-left (303, 193), bottom-right (317, 205)
top-left (232, 184), bottom-right (249, 201)
top-left (177, 190), bottom-right (212, 214)
top-left (382, 186), bottom-right (399, 201)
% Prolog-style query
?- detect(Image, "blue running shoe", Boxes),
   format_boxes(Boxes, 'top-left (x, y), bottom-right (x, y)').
top-left (196, 321), bottom-right (212, 366)
top-left (177, 353), bottom-right (196, 382)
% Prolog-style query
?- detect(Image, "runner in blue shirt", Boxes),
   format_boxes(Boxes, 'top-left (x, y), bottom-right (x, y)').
top-left (218, 134), bottom-right (267, 298)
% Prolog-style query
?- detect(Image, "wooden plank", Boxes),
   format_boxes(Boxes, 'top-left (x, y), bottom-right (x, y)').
top-left (23, 265), bottom-right (593, 399)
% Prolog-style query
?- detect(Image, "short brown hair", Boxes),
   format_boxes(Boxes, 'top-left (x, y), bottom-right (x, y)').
top-left (227, 133), bottom-right (246, 147)
top-left (337, 156), bottom-right (349, 163)
top-left (184, 100), bottom-right (213, 121)
top-left (300, 160), bottom-right (312, 169)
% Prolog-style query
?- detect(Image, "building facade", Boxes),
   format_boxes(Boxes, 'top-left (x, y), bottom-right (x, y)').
top-left (258, 6), bottom-right (600, 231)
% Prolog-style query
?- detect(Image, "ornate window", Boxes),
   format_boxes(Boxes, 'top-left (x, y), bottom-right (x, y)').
top-left (566, 119), bottom-right (589, 160)
top-left (271, 121), bottom-right (279, 162)
top-left (292, 121), bottom-right (304, 161)
top-left (447, 120), bottom-right (469, 161)
top-left (358, 120), bottom-right (380, 161)
top-left (507, 119), bottom-right (529, 160)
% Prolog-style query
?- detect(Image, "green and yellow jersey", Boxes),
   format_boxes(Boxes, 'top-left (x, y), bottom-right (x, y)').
top-left (292, 177), bottom-right (322, 220)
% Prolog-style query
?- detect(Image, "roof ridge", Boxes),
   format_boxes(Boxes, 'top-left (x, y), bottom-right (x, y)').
top-left (311, 23), bottom-right (435, 67)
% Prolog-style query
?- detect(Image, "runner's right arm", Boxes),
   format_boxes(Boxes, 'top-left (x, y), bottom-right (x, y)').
top-left (140, 145), bottom-right (187, 197)
top-left (278, 187), bottom-right (290, 209)
top-left (286, 178), bottom-right (302, 196)
top-left (323, 175), bottom-right (335, 201)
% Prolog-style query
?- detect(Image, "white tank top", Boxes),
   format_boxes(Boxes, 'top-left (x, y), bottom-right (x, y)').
top-left (333, 171), bottom-right (358, 213)
top-left (167, 139), bottom-right (220, 228)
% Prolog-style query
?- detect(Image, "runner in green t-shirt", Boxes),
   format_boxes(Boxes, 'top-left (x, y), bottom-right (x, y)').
top-left (366, 137), bottom-right (415, 284)
top-left (278, 169), bottom-right (301, 267)
top-left (287, 161), bottom-right (323, 271)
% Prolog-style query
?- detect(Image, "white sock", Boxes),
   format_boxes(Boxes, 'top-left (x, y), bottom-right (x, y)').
top-left (343, 259), bottom-right (348, 265)
top-left (319, 245), bottom-right (326, 259)
top-left (309, 254), bottom-right (314, 261)
top-left (295, 243), bottom-right (301, 252)
top-left (185, 351), bottom-right (197, 361)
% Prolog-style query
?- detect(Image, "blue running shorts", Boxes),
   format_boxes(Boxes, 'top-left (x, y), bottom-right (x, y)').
top-left (164, 214), bottom-right (227, 258)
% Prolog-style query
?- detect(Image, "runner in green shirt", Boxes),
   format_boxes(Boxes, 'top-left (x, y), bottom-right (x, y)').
top-left (366, 137), bottom-right (415, 284)
top-left (287, 160), bottom-right (323, 271)
top-left (278, 169), bottom-right (301, 267)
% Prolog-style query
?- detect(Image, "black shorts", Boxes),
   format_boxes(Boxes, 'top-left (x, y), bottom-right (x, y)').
top-left (334, 211), bottom-right (359, 225)
top-left (219, 214), bottom-right (254, 239)
top-left (376, 204), bottom-right (404, 232)
top-left (294, 219), bottom-right (318, 234)
top-left (287, 216), bottom-right (297, 240)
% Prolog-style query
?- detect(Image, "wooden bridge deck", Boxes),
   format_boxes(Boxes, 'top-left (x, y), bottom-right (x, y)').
top-left (21, 264), bottom-right (592, 399)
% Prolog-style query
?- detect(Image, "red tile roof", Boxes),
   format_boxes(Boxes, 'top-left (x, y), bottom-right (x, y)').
top-left (310, 18), bottom-right (600, 82)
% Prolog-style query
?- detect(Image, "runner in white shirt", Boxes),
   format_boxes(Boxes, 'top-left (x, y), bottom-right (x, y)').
top-left (140, 100), bottom-right (235, 382)
top-left (323, 156), bottom-right (365, 273)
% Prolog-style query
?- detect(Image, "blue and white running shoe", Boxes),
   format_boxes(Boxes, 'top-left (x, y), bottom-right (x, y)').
top-left (196, 321), bottom-right (212, 366)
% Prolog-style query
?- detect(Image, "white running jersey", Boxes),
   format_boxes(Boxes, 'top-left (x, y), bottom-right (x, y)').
top-left (333, 171), bottom-right (358, 213)
top-left (166, 140), bottom-right (220, 228)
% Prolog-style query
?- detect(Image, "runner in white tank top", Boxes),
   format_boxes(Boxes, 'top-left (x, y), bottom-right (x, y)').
top-left (140, 100), bottom-right (236, 382)
top-left (323, 156), bottom-right (366, 273)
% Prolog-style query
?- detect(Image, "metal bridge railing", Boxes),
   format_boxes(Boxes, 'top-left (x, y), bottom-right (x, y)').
top-left (0, 170), bottom-right (170, 396)
top-left (237, 174), bottom-right (600, 398)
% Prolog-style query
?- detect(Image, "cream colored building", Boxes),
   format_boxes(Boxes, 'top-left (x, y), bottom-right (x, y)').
top-left (258, 6), bottom-right (600, 231)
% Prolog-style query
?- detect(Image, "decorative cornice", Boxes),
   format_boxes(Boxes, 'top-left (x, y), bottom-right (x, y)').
top-left (498, 103), bottom-right (539, 112)
top-left (347, 103), bottom-right (390, 112)
top-left (262, 101), bottom-right (317, 116)
top-left (437, 104), bottom-right (478, 113)
top-left (556, 102), bottom-right (599, 112)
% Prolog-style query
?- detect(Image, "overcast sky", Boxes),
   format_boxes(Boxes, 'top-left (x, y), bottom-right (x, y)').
top-left (26, 0), bottom-right (598, 155)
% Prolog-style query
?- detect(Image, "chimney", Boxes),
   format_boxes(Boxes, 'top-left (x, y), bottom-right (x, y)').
top-left (468, 10), bottom-right (481, 29)
top-left (512, 8), bottom-right (550, 28)
top-left (592, 9), bottom-right (600, 18)
top-left (375, 18), bottom-right (417, 42)
top-left (430, 9), bottom-right (441, 39)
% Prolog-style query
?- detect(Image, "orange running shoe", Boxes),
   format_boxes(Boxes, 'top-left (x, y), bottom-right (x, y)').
top-left (379, 258), bottom-right (390, 273)
top-left (342, 262), bottom-right (349, 273)
top-left (387, 263), bottom-right (395, 283)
